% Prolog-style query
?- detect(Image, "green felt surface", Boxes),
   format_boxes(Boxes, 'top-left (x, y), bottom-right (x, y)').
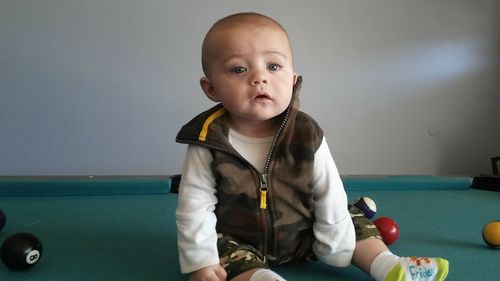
top-left (0, 176), bottom-right (172, 196)
top-left (342, 175), bottom-right (473, 190)
top-left (0, 187), bottom-right (498, 281)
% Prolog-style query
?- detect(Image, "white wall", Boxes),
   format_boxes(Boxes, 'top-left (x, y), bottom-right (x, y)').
top-left (1, 0), bottom-right (499, 176)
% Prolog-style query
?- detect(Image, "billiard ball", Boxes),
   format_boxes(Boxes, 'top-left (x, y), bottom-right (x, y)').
top-left (353, 197), bottom-right (377, 219)
top-left (374, 216), bottom-right (399, 246)
top-left (0, 208), bottom-right (5, 232)
top-left (1, 232), bottom-right (43, 270)
top-left (482, 221), bottom-right (500, 249)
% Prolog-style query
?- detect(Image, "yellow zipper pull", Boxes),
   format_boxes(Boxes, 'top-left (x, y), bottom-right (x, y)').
top-left (259, 173), bottom-right (269, 209)
top-left (260, 189), bottom-right (267, 209)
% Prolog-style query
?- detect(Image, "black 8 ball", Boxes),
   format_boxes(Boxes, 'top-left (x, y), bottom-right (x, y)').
top-left (1, 233), bottom-right (43, 270)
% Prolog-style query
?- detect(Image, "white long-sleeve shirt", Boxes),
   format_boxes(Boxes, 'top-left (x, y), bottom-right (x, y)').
top-left (175, 136), bottom-right (355, 273)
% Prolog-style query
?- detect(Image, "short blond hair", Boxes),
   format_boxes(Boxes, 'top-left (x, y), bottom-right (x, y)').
top-left (201, 12), bottom-right (292, 76)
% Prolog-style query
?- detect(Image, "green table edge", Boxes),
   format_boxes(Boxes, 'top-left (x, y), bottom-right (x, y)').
top-left (0, 175), bottom-right (473, 197)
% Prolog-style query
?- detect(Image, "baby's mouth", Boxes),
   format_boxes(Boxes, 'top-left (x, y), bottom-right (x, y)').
top-left (254, 92), bottom-right (271, 101)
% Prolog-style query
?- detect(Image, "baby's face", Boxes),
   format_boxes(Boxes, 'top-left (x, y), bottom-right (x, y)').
top-left (201, 24), bottom-right (297, 134)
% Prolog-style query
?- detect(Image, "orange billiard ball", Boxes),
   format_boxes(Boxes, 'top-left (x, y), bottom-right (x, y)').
top-left (482, 221), bottom-right (500, 249)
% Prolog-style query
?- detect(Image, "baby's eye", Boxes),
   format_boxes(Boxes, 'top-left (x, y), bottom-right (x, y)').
top-left (231, 66), bottom-right (247, 74)
top-left (268, 63), bottom-right (281, 72)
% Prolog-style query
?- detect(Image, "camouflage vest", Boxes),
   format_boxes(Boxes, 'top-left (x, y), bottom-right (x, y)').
top-left (176, 77), bottom-right (324, 263)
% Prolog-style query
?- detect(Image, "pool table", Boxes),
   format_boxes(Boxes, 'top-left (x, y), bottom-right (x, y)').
top-left (0, 175), bottom-right (498, 281)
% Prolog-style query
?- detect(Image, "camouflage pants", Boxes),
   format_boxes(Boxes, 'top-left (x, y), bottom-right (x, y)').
top-left (217, 234), bottom-right (268, 280)
top-left (217, 205), bottom-right (381, 279)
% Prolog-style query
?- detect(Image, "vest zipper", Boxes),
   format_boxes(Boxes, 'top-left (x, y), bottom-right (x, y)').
top-left (258, 172), bottom-right (274, 257)
top-left (259, 109), bottom-right (289, 256)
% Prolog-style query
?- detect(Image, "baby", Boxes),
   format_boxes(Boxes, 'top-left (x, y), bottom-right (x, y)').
top-left (175, 12), bottom-right (449, 281)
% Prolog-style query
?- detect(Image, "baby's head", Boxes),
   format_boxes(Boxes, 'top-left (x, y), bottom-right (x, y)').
top-left (201, 12), bottom-right (293, 77)
top-left (199, 13), bottom-right (297, 136)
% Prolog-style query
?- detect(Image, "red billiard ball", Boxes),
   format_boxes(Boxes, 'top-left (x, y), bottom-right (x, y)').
top-left (0, 209), bottom-right (6, 232)
top-left (374, 216), bottom-right (399, 246)
top-left (1, 232), bottom-right (43, 270)
top-left (353, 197), bottom-right (377, 219)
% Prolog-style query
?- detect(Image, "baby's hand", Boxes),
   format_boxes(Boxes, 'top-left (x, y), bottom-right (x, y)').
top-left (189, 264), bottom-right (227, 281)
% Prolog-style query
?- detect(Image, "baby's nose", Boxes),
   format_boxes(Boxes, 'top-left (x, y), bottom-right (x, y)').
top-left (250, 70), bottom-right (268, 85)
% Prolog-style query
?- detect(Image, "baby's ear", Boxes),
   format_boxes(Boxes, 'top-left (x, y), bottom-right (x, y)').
top-left (200, 77), bottom-right (220, 102)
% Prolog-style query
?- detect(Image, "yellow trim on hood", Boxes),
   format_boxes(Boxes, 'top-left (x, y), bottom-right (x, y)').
top-left (199, 107), bottom-right (226, 141)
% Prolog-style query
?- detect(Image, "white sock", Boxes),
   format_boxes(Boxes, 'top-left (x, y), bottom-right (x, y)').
top-left (370, 250), bottom-right (400, 281)
top-left (249, 269), bottom-right (286, 281)
top-left (370, 250), bottom-right (449, 281)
